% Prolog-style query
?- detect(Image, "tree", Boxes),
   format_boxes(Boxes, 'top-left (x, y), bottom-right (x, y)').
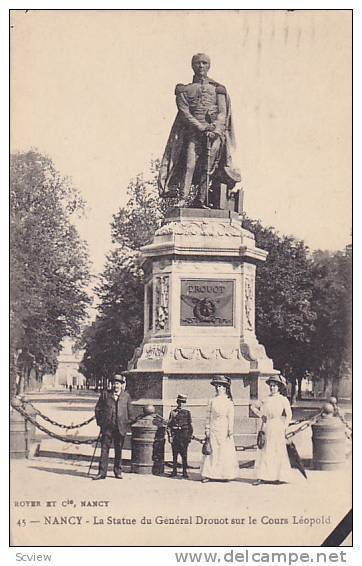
top-left (80, 248), bottom-right (145, 381)
top-left (309, 249), bottom-right (352, 396)
top-left (110, 163), bottom-right (168, 250)
top-left (79, 165), bottom-right (167, 380)
top-left (10, 150), bottom-right (91, 395)
top-left (242, 218), bottom-right (317, 399)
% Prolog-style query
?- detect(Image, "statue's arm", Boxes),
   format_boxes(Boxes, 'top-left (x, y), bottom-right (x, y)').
top-left (175, 86), bottom-right (206, 132)
top-left (213, 87), bottom-right (227, 136)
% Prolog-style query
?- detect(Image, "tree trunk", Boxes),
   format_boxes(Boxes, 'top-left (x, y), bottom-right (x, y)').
top-left (290, 378), bottom-right (297, 404)
top-left (10, 349), bottom-right (20, 398)
top-left (297, 376), bottom-right (303, 400)
top-left (35, 367), bottom-right (44, 391)
top-left (18, 366), bottom-right (26, 395)
top-left (323, 374), bottom-right (333, 399)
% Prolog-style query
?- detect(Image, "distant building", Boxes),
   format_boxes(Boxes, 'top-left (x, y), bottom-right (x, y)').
top-left (301, 376), bottom-right (314, 396)
top-left (42, 337), bottom-right (85, 389)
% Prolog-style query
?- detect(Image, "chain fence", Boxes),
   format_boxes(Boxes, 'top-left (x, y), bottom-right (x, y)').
top-left (11, 399), bottom-right (149, 446)
top-left (334, 407), bottom-right (352, 439)
top-left (155, 408), bottom-right (328, 452)
top-left (285, 409), bottom-right (324, 440)
top-left (22, 398), bottom-right (96, 430)
top-left (12, 402), bottom-right (97, 445)
top-left (11, 398), bottom-right (352, 452)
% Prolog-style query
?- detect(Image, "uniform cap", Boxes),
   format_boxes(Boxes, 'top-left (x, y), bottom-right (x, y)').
top-left (177, 394), bottom-right (187, 403)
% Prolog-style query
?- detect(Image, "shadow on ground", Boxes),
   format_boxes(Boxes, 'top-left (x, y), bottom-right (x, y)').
top-left (29, 465), bottom-right (89, 479)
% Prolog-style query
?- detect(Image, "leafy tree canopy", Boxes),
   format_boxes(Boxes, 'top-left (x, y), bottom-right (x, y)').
top-left (309, 249), bottom-right (352, 385)
top-left (79, 165), bottom-right (164, 380)
top-left (242, 218), bottom-right (317, 388)
top-left (10, 150), bottom-right (91, 393)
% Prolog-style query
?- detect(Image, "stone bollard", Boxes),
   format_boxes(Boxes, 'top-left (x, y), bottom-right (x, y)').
top-left (131, 405), bottom-right (165, 475)
top-left (10, 397), bottom-right (29, 459)
top-left (312, 403), bottom-right (346, 470)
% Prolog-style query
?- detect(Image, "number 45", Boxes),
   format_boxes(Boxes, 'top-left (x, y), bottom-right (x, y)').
top-left (17, 519), bottom-right (26, 527)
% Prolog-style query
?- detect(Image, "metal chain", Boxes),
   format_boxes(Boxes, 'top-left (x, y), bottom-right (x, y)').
top-left (285, 410), bottom-right (324, 440)
top-left (290, 412), bottom-right (324, 426)
top-left (13, 402), bottom-right (345, 452)
top-left (13, 403), bottom-right (154, 446)
top-left (22, 399), bottom-right (96, 429)
top-left (235, 443), bottom-right (257, 451)
top-left (153, 412), bottom-right (168, 426)
top-left (334, 407), bottom-right (352, 438)
top-left (12, 403), bottom-right (97, 445)
top-left (153, 412), bottom-right (205, 444)
top-left (155, 409), bottom-right (324, 450)
top-left (237, 410), bottom-right (324, 449)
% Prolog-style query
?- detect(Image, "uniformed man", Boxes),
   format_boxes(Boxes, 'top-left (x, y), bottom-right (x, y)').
top-left (93, 374), bottom-right (133, 480)
top-left (167, 394), bottom-right (193, 479)
top-left (158, 53), bottom-right (240, 208)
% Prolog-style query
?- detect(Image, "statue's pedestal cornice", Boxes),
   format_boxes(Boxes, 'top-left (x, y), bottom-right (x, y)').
top-left (141, 208), bottom-right (268, 264)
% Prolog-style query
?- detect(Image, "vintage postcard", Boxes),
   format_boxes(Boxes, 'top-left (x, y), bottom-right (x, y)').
top-left (9, 9), bottom-right (352, 548)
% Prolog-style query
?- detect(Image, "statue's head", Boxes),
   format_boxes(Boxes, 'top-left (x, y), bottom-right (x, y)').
top-left (191, 53), bottom-right (210, 78)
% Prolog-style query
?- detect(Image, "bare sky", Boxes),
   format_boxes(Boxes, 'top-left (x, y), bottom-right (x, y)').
top-left (11, 9), bottom-right (351, 273)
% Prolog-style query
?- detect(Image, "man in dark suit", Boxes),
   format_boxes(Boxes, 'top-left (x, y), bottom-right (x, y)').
top-left (167, 394), bottom-right (193, 479)
top-left (93, 374), bottom-right (133, 480)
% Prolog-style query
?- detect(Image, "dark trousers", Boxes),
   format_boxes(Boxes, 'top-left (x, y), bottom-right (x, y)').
top-left (98, 428), bottom-right (125, 476)
top-left (172, 439), bottom-right (189, 474)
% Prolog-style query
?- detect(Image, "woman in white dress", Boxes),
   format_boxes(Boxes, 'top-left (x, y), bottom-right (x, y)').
top-left (200, 375), bottom-right (239, 483)
top-left (251, 375), bottom-right (293, 485)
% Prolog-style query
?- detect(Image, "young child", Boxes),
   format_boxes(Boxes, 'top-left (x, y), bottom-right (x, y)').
top-left (167, 394), bottom-right (193, 479)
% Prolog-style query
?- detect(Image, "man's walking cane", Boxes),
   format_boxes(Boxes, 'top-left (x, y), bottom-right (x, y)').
top-left (87, 431), bottom-right (101, 476)
top-left (205, 133), bottom-right (211, 208)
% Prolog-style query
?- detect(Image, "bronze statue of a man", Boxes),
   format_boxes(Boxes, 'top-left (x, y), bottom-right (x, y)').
top-left (158, 53), bottom-right (240, 209)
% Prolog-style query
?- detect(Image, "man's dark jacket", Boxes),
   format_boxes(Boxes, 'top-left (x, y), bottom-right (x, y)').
top-left (95, 390), bottom-right (133, 436)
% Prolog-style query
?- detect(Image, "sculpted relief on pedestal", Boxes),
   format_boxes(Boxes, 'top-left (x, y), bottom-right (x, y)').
top-left (244, 276), bottom-right (255, 331)
top-left (180, 279), bottom-right (234, 327)
top-left (155, 275), bottom-right (170, 331)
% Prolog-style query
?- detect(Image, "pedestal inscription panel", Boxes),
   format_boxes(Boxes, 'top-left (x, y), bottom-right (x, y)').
top-left (180, 279), bottom-right (234, 326)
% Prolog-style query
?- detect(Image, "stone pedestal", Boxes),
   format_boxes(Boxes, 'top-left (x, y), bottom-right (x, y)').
top-left (127, 208), bottom-right (277, 449)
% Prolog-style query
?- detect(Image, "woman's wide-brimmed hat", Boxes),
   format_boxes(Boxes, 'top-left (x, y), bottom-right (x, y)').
top-left (266, 374), bottom-right (285, 387)
top-left (210, 375), bottom-right (231, 387)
